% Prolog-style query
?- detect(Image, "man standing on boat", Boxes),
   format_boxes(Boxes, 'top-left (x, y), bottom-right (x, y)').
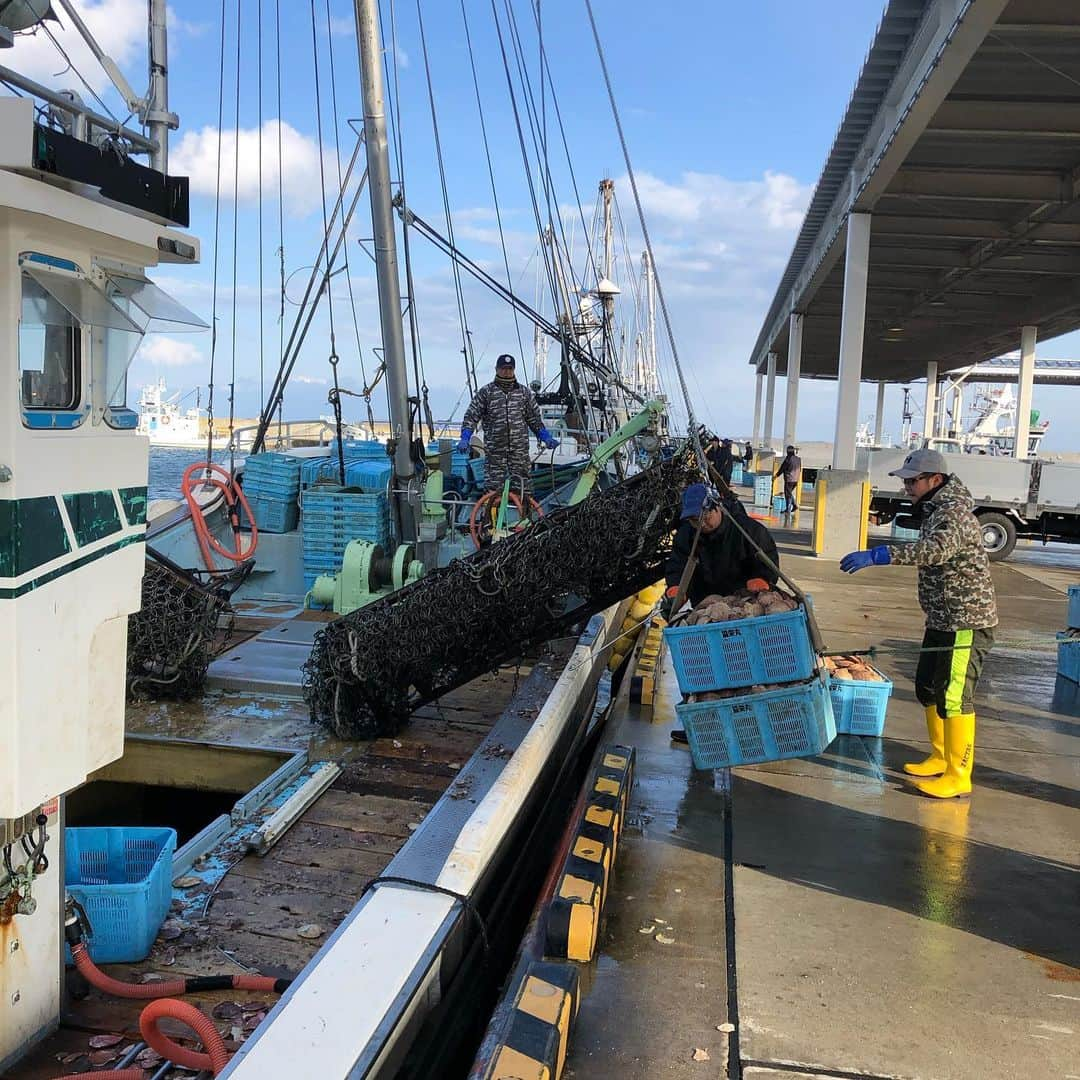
top-left (458, 354), bottom-right (559, 496)
top-left (839, 448), bottom-right (997, 799)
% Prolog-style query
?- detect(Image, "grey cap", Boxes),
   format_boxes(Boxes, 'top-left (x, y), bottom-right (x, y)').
top-left (888, 447), bottom-right (949, 479)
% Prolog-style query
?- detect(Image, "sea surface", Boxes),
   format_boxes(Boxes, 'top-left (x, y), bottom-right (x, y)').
top-left (148, 446), bottom-right (239, 500)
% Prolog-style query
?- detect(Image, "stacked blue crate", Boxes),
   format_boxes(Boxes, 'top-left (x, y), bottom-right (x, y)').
top-left (242, 453), bottom-right (301, 532)
top-left (301, 486), bottom-right (392, 589)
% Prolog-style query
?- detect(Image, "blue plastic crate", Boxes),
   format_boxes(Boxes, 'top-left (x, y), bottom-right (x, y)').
top-left (740, 470), bottom-right (754, 488)
top-left (64, 827), bottom-right (176, 964)
top-left (1058, 633), bottom-right (1080, 684)
top-left (665, 607), bottom-right (815, 694)
top-left (243, 474), bottom-right (301, 500)
top-left (828, 665), bottom-right (892, 736)
top-left (246, 493), bottom-right (299, 533)
top-left (1068, 586), bottom-right (1080, 630)
top-left (892, 521), bottom-right (921, 542)
top-left (772, 495), bottom-right (788, 514)
top-left (675, 675), bottom-right (836, 769)
top-left (753, 475), bottom-right (773, 508)
top-left (730, 464), bottom-right (744, 486)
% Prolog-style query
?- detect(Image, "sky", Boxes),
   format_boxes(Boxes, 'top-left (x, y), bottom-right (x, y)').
top-left (7, 0), bottom-right (1078, 449)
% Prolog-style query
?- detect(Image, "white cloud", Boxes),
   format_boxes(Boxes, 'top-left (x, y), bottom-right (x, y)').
top-left (138, 335), bottom-right (204, 368)
top-left (293, 374), bottom-right (328, 385)
top-left (10, 0), bottom-right (146, 100)
top-left (171, 120), bottom-right (340, 217)
top-left (328, 14), bottom-right (354, 37)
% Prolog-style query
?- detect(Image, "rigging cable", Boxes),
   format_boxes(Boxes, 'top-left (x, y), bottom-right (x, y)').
top-left (274, 0), bottom-right (286, 438)
top-left (228, 0), bottom-right (243, 475)
top-left (498, 1), bottom-right (603, 441)
top-left (205, 0), bottom-right (229, 467)
top-left (324, 0), bottom-right (369, 399)
top-left (309, 0), bottom-right (346, 480)
top-left (459, 0), bottom-right (526, 382)
top-left (257, 0), bottom-right (265, 415)
top-left (416, 0), bottom-right (476, 400)
top-left (583, 0), bottom-right (707, 472)
top-left (37, 20), bottom-right (121, 126)
top-left (385, 0), bottom-right (432, 445)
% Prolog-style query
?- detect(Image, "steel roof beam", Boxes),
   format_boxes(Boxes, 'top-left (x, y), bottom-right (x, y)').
top-left (750, 0), bottom-right (1010, 373)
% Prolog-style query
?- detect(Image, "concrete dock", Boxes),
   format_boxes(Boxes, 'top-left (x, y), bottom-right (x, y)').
top-left (565, 527), bottom-right (1080, 1079)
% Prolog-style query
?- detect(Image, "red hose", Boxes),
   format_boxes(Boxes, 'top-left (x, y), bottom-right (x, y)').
top-left (72, 942), bottom-right (283, 998)
top-left (140, 998), bottom-right (231, 1075)
top-left (181, 461), bottom-right (258, 570)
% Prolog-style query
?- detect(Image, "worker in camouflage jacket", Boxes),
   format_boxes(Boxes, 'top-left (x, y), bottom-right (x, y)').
top-left (458, 354), bottom-right (559, 496)
top-left (840, 448), bottom-right (997, 799)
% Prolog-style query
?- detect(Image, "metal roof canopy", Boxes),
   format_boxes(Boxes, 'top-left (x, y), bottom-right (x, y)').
top-left (751, 0), bottom-right (1080, 383)
top-left (945, 355), bottom-right (1080, 384)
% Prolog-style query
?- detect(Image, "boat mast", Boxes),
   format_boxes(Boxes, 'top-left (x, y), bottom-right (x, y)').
top-left (643, 248), bottom-right (657, 398)
top-left (353, 0), bottom-right (414, 495)
top-left (147, 0), bottom-right (172, 172)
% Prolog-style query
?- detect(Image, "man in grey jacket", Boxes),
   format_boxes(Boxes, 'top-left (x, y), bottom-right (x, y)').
top-left (459, 355), bottom-right (558, 496)
top-left (840, 448), bottom-right (997, 799)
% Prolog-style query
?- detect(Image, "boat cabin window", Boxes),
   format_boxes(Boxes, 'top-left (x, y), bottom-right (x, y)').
top-left (19, 272), bottom-right (81, 412)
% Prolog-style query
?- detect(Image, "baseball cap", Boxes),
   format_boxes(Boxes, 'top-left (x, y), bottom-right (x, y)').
top-left (495, 353), bottom-right (516, 369)
top-left (888, 447), bottom-right (948, 479)
top-left (680, 482), bottom-right (720, 520)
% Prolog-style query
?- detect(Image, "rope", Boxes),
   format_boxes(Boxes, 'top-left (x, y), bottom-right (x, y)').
top-left (582, 0), bottom-right (707, 474)
top-left (205, 0), bottom-right (229, 467)
top-left (228, 0), bottom-right (243, 473)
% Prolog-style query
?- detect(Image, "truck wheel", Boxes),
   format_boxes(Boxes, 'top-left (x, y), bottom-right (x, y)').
top-left (977, 512), bottom-right (1016, 561)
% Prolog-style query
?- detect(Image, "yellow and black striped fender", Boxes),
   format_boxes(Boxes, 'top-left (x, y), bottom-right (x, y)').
top-left (481, 961), bottom-right (579, 1080)
top-left (544, 745), bottom-right (634, 962)
top-left (629, 620), bottom-right (664, 707)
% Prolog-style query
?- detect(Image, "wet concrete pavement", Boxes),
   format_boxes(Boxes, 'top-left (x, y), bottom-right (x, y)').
top-left (566, 537), bottom-right (1079, 1079)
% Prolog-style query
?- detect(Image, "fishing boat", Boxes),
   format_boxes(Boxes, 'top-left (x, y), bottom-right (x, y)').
top-left (137, 380), bottom-right (206, 447)
top-left (0, 3), bottom-right (688, 1078)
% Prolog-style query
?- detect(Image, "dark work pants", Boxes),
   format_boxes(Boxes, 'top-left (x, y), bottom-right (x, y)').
top-left (914, 627), bottom-right (994, 718)
top-left (783, 480), bottom-right (798, 510)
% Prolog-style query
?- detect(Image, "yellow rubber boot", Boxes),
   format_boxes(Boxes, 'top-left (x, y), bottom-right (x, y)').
top-left (914, 713), bottom-right (975, 799)
top-left (903, 705), bottom-right (946, 777)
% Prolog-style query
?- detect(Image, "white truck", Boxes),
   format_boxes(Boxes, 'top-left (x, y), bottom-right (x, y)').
top-left (859, 448), bottom-right (1080, 561)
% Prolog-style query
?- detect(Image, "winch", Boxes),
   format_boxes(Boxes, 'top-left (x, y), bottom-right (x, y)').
top-left (306, 539), bottom-right (426, 615)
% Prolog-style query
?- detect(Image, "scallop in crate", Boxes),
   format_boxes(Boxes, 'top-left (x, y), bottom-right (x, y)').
top-left (675, 673), bottom-right (836, 770)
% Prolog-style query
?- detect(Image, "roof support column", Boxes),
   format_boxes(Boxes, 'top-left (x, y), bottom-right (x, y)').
top-left (873, 381), bottom-right (887, 445)
top-left (784, 312), bottom-right (803, 449)
top-left (752, 372), bottom-right (763, 444)
top-left (1015, 325), bottom-right (1037, 461)
top-left (832, 211), bottom-right (870, 469)
top-left (923, 361), bottom-right (937, 443)
top-left (763, 351), bottom-right (777, 449)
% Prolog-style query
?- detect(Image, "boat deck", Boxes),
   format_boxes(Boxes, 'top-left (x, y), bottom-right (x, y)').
top-left (564, 532), bottom-right (1080, 1079)
top-left (8, 606), bottom-right (539, 1078)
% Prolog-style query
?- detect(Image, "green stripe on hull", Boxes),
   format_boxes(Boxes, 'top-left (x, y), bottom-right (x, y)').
top-left (0, 496), bottom-right (71, 577)
top-left (0, 534), bottom-right (145, 600)
top-left (63, 490), bottom-right (123, 546)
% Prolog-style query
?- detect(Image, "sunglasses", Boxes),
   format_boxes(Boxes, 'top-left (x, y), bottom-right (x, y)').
top-left (902, 473), bottom-right (933, 484)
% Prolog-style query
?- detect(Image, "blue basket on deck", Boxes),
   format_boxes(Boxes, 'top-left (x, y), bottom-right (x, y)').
top-left (753, 475), bottom-right (772, 508)
top-left (64, 827), bottom-right (176, 964)
top-left (772, 495), bottom-right (787, 514)
top-left (891, 520), bottom-right (921, 542)
top-left (731, 464), bottom-right (744, 486)
top-left (828, 665), bottom-right (892, 736)
top-left (664, 606), bottom-right (815, 694)
top-left (245, 492), bottom-right (299, 533)
top-left (1068, 586), bottom-right (1080, 630)
top-left (1057, 633), bottom-right (1080, 684)
top-left (740, 470), bottom-right (754, 488)
top-left (675, 674), bottom-right (836, 769)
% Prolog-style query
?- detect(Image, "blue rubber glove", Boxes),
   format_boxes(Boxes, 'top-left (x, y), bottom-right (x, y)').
top-left (839, 547), bottom-right (892, 574)
top-left (537, 425), bottom-right (559, 451)
top-left (456, 427), bottom-right (473, 455)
